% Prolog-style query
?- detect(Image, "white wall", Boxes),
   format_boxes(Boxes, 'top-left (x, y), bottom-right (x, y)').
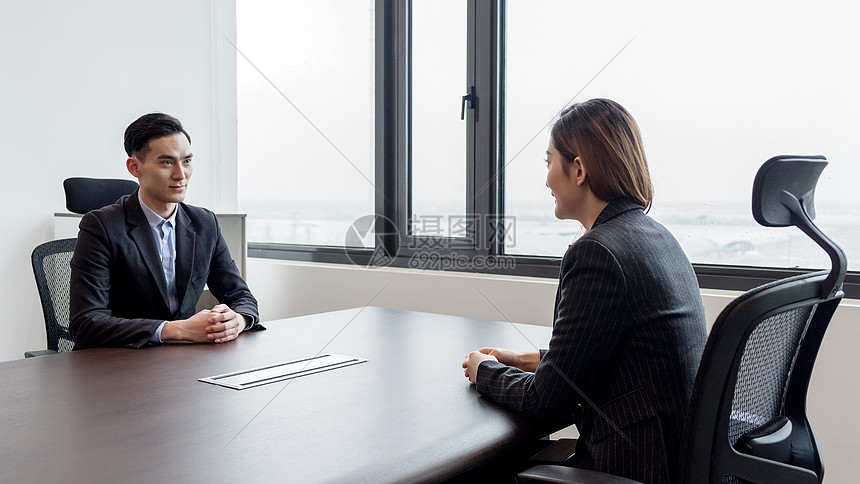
top-left (247, 258), bottom-right (859, 483)
top-left (0, 0), bottom-right (237, 361)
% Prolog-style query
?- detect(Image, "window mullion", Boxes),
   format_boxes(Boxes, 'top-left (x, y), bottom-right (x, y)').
top-left (376, 0), bottom-right (410, 255)
top-left (472, 0), bottom-right (503, 257)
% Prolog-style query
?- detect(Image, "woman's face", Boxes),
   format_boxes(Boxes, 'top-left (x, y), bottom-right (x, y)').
top-left (545, 140), bottom-right (584, 221)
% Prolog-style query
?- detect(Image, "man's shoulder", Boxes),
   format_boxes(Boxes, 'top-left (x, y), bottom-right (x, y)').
top-left (81, 195), bottom-right (130, 226)
top-left (178, 202), bottom-right (215, 219)
top-left (177, 202), bottom-right (218, 230)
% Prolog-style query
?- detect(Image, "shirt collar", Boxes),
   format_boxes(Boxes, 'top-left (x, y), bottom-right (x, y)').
top-left (138, 197), bottom-right (178, 230)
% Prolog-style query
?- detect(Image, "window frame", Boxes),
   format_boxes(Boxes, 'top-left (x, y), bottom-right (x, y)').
top-left (246, 0), bottom-right (860, 299)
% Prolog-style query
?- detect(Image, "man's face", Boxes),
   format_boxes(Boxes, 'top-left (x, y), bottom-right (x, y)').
top-left (127, 133), bottom-right (193, 216)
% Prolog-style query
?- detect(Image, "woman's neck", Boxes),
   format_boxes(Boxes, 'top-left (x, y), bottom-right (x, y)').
top-left (578, 193), bottom-right (609, 232)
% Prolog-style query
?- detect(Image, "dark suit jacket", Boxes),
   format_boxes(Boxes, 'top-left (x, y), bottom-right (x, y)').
top-left (69, 191), bottom-right (260, 349)
top-left (476, 198), bottom-right (707, 484)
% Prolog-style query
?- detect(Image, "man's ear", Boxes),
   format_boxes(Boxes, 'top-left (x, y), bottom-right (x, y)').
top-left (571, 156), bottom-right (587, 186)
top-left (126, 157), bottom-right (141, 178)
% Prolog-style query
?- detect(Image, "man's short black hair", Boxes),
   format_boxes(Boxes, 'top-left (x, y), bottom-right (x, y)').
top-left (124, 112), bottom-right (191, 158)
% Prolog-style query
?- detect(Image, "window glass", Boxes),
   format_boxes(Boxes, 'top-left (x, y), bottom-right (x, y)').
top-left (410, 0), bottom-right (468, 237)
top-left (504, 0), bottom-right (860, 271)
top-left (237, 0), bottom-right (375, 246)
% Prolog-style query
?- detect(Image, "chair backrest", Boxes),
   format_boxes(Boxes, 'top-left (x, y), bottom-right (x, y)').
top-left (63, 177), bottom-right (138, 214)
top-left (679, 156), bottom-right (846, 484)
top-left (31, 238), bottom-right (77, 352)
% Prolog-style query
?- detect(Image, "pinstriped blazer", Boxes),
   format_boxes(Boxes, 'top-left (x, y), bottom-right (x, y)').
top-left (476, 197), bottom-right (707, 484)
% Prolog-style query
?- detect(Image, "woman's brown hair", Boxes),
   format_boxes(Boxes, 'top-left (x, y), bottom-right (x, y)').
top-left (550, 98), bottom-right (653, 212)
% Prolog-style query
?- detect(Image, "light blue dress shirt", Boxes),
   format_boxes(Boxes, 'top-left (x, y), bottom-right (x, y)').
top-left (139, 199), bottom-right (178, 343)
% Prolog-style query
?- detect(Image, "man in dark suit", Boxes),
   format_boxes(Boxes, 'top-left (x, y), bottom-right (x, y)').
top-left (69, 113), bottom-right (259, 349)
top-left (463, 99), bottom-right (707, 483)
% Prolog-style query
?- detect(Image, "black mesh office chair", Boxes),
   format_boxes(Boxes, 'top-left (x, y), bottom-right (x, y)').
top-left (517, 155), bottom-right (845, 484)
top-left (25, 238), bottom-right (78, 357)
top-left (25, 178), bottom-right (137, 356)
top-left (63, 177), bottom-right (138, 214)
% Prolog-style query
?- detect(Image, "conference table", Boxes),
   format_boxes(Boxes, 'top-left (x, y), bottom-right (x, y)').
top-left (0, 307), bottom-right (553, 483)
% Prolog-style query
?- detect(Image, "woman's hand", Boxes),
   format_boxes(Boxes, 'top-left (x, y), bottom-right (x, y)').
top-left (476, 347), bottom-right (541, 372)
top-left (462, 347), bottom-right (541, 383)
top-left (462, 350), bottom-right (498, 384)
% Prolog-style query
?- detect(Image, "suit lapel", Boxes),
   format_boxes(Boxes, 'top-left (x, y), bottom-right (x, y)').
top-left (174, 204), bottom-right (196, 311)
top-left (125, 192), bottom-right (171, 311)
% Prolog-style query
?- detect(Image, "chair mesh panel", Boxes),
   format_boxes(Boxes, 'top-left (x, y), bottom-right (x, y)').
top-left (32, 239), bottom-right (76, 352)
top-left (721, 305), bottom-right (815, 483)
top-left (43, 252), bottom-right (74, 351)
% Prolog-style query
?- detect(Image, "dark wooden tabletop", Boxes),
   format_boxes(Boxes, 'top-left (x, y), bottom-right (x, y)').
top-left (0, 307), bottom-right (552, 483)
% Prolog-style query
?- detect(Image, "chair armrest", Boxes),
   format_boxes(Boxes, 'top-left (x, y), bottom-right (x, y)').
top-left (517, 465), bottom-right (642, 484)
top-left (24, 350), bottom-right (59, 358)
top-left (529, 438), bottom-right (578, 464)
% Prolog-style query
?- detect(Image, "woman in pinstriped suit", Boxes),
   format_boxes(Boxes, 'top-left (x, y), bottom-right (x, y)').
top-left (463, 98), bottom-right (707, 484)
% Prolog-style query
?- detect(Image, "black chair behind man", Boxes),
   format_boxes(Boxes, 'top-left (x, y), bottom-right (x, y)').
top-left (25, 178), bottom-right (138, 357)
top-left (517, 155), bottom-right (845, 484)
top-left (26, 238), bottom-right (77, 357)
top-left (63, 177), bottom-right (138, 214)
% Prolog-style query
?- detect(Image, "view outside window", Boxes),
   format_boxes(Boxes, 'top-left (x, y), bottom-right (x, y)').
top-left (410, 0), bottom-right (468, 237)
top-left (237, 0), bottom-right (375, 246)
top-left (238, 1), bottom-right (860, 272)
top-left (504, 0), bottom-right (860, 270)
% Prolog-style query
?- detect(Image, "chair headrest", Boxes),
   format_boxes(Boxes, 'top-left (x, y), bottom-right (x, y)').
top-left (752, 155), bottom-right (845, 299)
top-left (63, 177), bottom-right (139, 214)
top-left (752, 155), bottom-right (827, 227)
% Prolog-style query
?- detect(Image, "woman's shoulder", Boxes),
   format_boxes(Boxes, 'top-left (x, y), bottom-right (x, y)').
top-left (562, 232), bottom-right (619, 270)
top-left (569, 209), bottom-right (684, 267)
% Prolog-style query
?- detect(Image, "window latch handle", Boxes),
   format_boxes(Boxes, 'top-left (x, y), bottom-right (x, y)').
top-left (461, 86), bottom-right (475, 120)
